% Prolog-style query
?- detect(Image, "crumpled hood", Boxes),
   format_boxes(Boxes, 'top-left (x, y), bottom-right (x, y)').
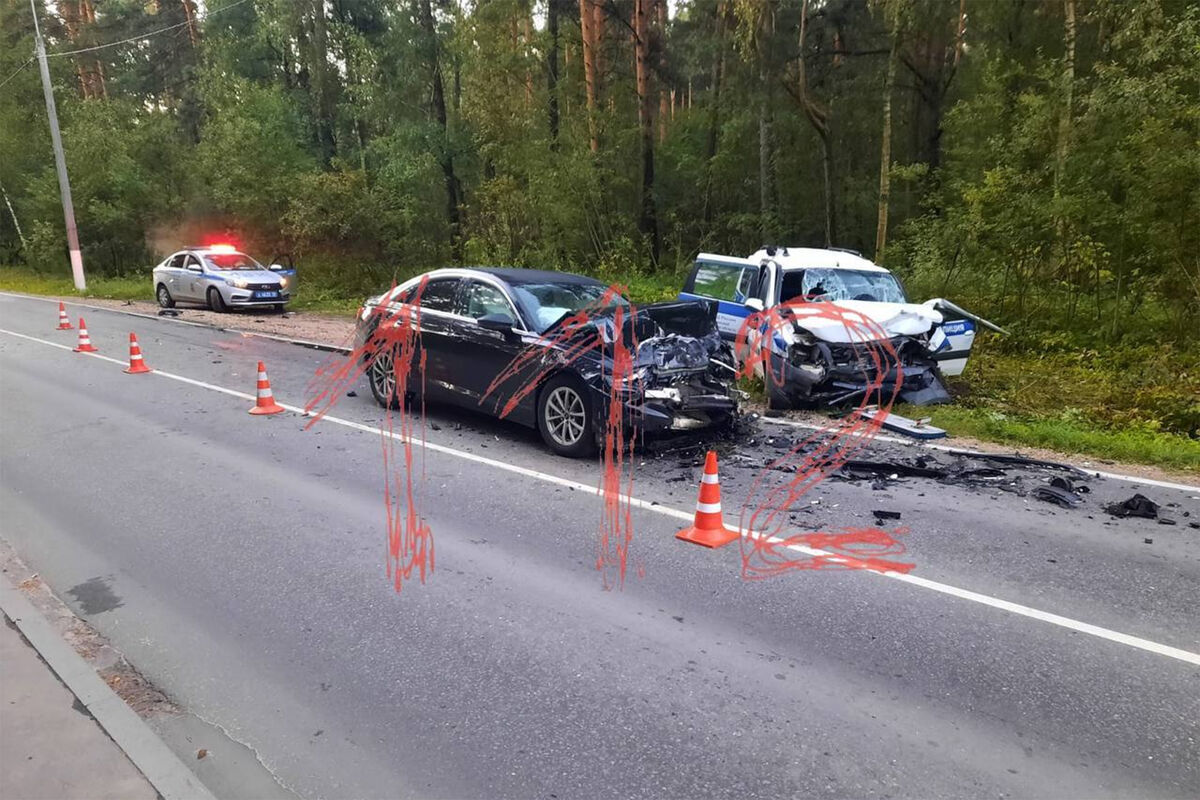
top-left (581, 299), bottom-right (726, 372)
top-left (791, 300), bottom-right (943, 342)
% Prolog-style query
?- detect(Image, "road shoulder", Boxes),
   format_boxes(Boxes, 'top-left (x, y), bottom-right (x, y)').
top-left (0, 572), bottom-right (216, 800)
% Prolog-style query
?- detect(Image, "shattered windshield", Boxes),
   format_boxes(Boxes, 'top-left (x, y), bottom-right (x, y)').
top-left (204, 252), bottom-right (261, 270)
top-left (511, 282), bottom-right (629, 333)
top-left (783, 268), bottom-right (908, 304)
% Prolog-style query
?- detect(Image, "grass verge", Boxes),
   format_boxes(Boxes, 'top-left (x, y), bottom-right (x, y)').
top-left (898, 405), bottom-right (1200, 474)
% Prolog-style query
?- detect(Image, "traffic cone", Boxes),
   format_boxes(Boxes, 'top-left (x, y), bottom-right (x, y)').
top-left (675, 451), bottom-right (740, 548)
top-left (56, 302), bottom-right (73, 330)
top-left (73, 317), bottom-right (98, 352)
top-left (123, 333), bottom-right (152, 374)
top-left (248, 361), bottom-right (285, 415)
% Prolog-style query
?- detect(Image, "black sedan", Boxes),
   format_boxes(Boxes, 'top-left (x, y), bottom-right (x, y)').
top-left (354, 268), bottom-right (740, 457)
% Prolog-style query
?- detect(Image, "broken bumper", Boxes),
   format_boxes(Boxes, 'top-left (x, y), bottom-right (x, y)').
top-left (594, 380), bottom-right (739, 436)
top-left (766, 341), bottom-right (951, 407)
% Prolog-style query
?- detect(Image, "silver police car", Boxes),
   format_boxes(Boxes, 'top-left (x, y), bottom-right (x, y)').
top-left (153, 245), bottom-right (292, 312)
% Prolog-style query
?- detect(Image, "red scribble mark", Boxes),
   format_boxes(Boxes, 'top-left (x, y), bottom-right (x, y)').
top-left (305, 277), bottom-right (435, 593)
top-left (481, 286), bottom-right (641, 590)
top-left (733, 300), bottom-right (915, 577)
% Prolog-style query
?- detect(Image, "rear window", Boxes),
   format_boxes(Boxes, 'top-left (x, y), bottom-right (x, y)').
top-left (690, 260), bottom-right (754, 303)
top-left (417, 278), bottom-right (459, 312)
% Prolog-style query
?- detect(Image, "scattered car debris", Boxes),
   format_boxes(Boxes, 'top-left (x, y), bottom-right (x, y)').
top-left (872, 510), bottom-right (902, 520)
top-left (1105, 493), bottom-right (1160, 519)
top-left (862, 408), bottom-right (946, 440)
top-left (837, 460), bottom-right (946, 480)
top-left (1031, 485), bottom-right (1083, 509)
top-left (944, 450), bottom-right (1089, 476)
top-left (157, 308), bottom-right (181, 317)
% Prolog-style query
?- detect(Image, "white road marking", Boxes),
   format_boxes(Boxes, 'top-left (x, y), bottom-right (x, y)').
top-left (2, 325), bottom-right (1199, 668)
top-left (758, 415), bottom-right (1200, 493)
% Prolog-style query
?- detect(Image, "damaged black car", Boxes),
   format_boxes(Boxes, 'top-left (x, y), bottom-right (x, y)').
top-left (355, 268), bottom-right (740, 457)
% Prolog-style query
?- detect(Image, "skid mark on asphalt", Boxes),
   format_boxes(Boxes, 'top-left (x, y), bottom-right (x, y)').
top-left (2, 325), bottom-right (1199, 667)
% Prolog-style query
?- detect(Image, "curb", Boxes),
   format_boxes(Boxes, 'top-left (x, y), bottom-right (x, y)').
top-left (0, 577), bottom-right (218, 800)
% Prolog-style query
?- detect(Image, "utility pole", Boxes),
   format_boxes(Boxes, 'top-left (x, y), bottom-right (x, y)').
top-left (30, 0), bottom-right (86, 290)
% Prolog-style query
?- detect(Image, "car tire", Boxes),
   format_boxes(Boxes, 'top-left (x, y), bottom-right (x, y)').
top-left (274, 303), bottom-right (285, 313)
top-left (537, 373), bottom-right (596, 458)
top-left (368, 345), bottom-right (420, 410)
top-left (207, 287), bottom-right (228, 313)
top-left (156, 284), bottom-right (175, 308)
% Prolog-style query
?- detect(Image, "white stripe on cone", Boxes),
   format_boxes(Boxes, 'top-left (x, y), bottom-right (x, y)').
top-left (701, 473), bottom-right (719, 484)
top-left (696, 501), bottom-right (722, 514)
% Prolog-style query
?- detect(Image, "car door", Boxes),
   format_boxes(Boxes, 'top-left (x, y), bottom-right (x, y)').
top-left (400, 277), bottom-right (460, 400)
top-left (444, 279), bottom-right (532, 415)
top-left (679, 254), bottom-right (761, 341)
top-left (181, 254), bottom-right (206, 301)
top-left (161, 253), bottom-right (185, 295)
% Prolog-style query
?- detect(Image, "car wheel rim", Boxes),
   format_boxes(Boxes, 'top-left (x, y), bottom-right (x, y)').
top-left (372, 350), bottom-right (396, 400)
top-left (158, 287), bottom-right (167, 305)
top-left (545, 386), bottom-right (586, 446)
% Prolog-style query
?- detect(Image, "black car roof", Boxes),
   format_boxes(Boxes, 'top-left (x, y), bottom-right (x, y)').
top-left (461, 267), bottom-right (605, 287)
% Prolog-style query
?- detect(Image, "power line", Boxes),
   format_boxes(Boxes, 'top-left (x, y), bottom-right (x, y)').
top-left (0, 58), bottom-right (34, 91)
top-left (45, 0), bottom-right (253, 58)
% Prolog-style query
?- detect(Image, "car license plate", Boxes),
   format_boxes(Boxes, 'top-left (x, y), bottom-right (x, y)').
top-left (255, 291), bottom-right (278, 299)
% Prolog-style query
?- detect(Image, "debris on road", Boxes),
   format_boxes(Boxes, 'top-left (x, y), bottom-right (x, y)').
top-left (1031, 485), bottom-right (1083, 509)
top-left (872, 510), bottom-right (902, 520)
top-left (863, 408), bottom-right (947, 440)
top-left (1105, 493), bottom-right (1160, 519)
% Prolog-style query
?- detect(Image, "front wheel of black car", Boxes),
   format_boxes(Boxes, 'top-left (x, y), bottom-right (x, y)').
top-left (368, 346), bottom-right (401, 409)
top-left (537, 374), bottom-right (596, 458)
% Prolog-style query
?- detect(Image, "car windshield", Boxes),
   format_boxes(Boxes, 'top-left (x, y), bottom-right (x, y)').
top-left (782, 268), bottom-right (908, 304)
top-left (510, 281), bottom-right (629, 333)
top-left (204, 252), bottom-right (261, 270)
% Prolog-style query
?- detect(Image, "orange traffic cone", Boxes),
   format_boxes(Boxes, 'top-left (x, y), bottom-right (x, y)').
top-left (124, 333), bottom-right (152, 374)
top-left (676, 451), bottom-right (740, 548)
top-left (73, 317), bottom-right (98, 352)
top-left (56, 302), bottom-right (73, 330)
top-left (248, 361), bottom-right (285, 415)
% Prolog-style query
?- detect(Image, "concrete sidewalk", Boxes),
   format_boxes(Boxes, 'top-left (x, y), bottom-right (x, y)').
top-left (1, 613), bottom-right (157, 800)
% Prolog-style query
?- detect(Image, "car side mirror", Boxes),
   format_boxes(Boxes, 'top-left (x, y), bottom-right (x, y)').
top-left (745, 298), bottom-right (765, 312)
top-left (477, 313), bottom-right (515, 335)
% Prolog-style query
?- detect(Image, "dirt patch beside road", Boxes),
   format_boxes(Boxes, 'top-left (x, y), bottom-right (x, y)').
top-left (65, 296), bottom-right (358, 350)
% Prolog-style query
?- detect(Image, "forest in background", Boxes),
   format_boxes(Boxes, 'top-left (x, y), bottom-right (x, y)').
top-left (0, 0), bottom-right (1197, 454)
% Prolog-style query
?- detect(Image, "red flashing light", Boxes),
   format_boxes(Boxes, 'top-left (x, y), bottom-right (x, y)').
top-left (208, 243), bottom-right (238, 253)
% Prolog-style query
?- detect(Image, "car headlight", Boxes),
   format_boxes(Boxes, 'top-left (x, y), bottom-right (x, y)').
top-left (279, 277), bottom-right (289, 289)
top-left (231, 277), bottom-right (249, 289)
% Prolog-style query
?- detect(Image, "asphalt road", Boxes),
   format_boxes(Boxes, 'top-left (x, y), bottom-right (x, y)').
top-left (1, 292), bottom-right (1198, 799)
